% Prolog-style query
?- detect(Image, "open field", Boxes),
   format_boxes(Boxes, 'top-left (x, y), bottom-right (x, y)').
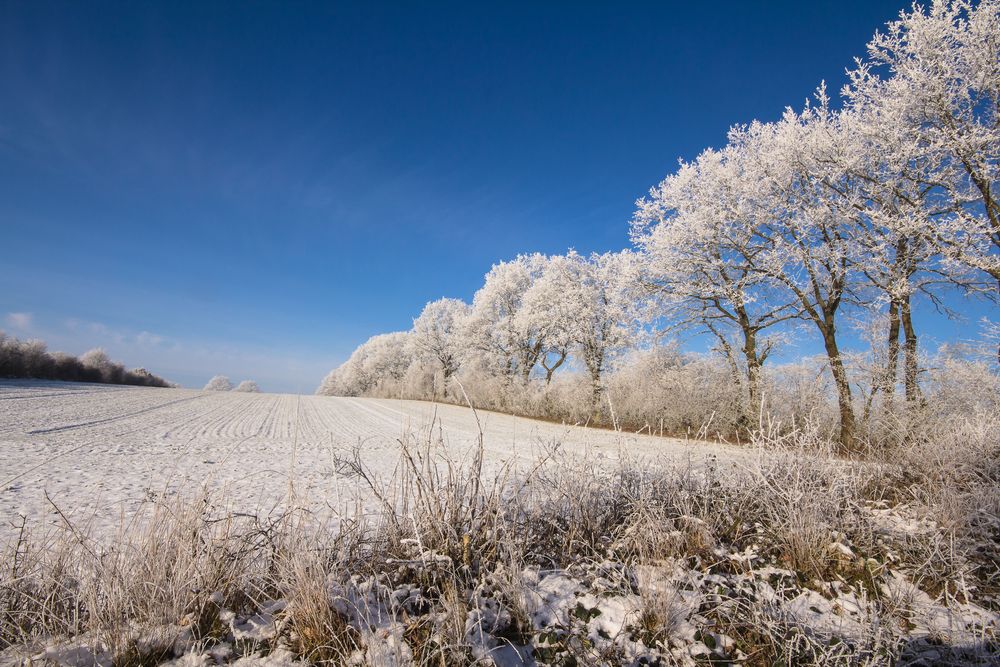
top-left (0, 380), bottom-right (736, 543)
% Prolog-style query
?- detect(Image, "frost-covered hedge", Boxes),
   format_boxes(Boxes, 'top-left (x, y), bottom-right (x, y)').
top-left (0, 332), bottom-right (172, 388)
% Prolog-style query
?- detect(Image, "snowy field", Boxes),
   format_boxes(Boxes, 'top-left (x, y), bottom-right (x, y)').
top-left (0, 380), bottom-right (738, 542)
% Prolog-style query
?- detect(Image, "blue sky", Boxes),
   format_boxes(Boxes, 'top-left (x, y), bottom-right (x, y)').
top-left (1, 1), bottom-right (989, 392)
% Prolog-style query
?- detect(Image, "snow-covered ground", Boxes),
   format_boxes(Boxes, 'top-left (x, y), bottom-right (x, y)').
top-left (0, 380), bottom-right (740, 542)
top-left (4, 380), bottom-right (997, 665)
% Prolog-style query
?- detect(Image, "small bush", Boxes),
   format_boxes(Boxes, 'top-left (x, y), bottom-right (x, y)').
top-left (233, 380), bottom-right (261, 393)
top-left (203, 375), bottom-right (233, 391)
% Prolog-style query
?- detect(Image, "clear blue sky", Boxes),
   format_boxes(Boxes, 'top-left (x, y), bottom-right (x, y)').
top-left (2, 0), bottom-right (985, 392)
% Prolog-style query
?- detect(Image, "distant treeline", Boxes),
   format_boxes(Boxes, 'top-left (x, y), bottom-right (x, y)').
top-left (0, 331), bottom-right (173, 388)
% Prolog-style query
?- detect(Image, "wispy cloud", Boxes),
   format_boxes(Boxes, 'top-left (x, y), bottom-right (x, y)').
top-left (4, 311), bottom-right (32, 331)
top-left (136, 330), bottom-right (167, 347)
top-left (64, 319), bottom-right (172, 348)
top-left (65, 318), bottom-right (124, 344)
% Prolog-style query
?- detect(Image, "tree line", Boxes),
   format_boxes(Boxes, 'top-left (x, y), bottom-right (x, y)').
top-left (318, 1), bottom-right (999, 451)
top-left (0, 331), bottom-right (173, 388)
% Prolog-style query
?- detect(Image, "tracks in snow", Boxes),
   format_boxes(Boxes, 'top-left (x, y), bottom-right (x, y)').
top-left (27, 394), bottom-right (208, 435)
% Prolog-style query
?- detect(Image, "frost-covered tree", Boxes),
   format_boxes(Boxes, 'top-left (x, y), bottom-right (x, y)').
top-left (633, 95), bottom-right (864, 445)
top-left (0, 334), bottom-right (53, 379)
top-left (843, 0), bottom-right (1000, 287)
top-left (233, 380), bottom-right (261, 393)
top-left (20, 339), bottom-right (51, 378)
top-left (518, 255), bottom-right (578, 384)
top-left (203, 375), bottom-right (233, 391)
top-left (80, 347), bottom-right (127, 384)
top-left (632, 146), bottom-right (800, 420)
top-left (317, 332), bottom-right (415, 396)
top-left (731, 102), bottom-right (864, 448)
top-left (825, 108), bottom-right (931, 405)
top-left (411, 298), bottom-right (469, 384)
top-left (565, 251), bottom-right (638, 405)
top-left (839, 0), bottom-right (1000, 384)
top-left (80, 348), bottom-right (112, 374)
top-left (803, 104), bottom-right (955, 407)
top-left (463, 254), bottom-right (549, 380)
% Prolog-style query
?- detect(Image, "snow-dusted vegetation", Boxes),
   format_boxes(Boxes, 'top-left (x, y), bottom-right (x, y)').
top-left (203, 375), bottom-right (233, 391)
top-left (233, 380), bottom-right (262, 393)
top-left (0, 332), bottom-right (172, 388)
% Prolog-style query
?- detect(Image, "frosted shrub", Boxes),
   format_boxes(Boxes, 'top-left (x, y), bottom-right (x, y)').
top-left (760, 358), bottom-right (840, 438)
top-left (922, 354), bottom-right (1000, 422)
top-left (233, 380), bottom-right (260, 393)
top-left (203, 375), bottom-right (232, 391)
top-left (605, 346), bottom-right (743, 437)
top-left (0, 332), bottom-right (171, 387)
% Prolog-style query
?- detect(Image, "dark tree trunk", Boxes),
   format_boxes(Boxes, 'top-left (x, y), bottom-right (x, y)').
top-left (711, 310), bottom-right (765, 429)
top-left (900, 294), bottom-right (920, 403)
top-left (707, 324), bottom-right (745, 407)
top-left (884, 298), bottom-right (901, 404)
top-left (542, 350), bottom-right (567, 385)
top-left (585, 350), bottom-right (604, 413)
top-left (519, 342), bottom-right (543, 382)
top-left (820, 317), bottom-right (855, 451)
top-left (742, 329), bottom-right (763, 422)
top-left (590, 367), bottom-right (602, 406)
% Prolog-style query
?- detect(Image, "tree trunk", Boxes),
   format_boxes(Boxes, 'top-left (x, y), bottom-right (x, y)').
top-left (590, 369), bottom-right (602, 408)
top-left (585, 350), bottom-right (604, 413)
top-left (820, 320), bottom-right (855, 451)
top-left (884, 298), bottom-right (901, 404)
top-left (519, 342), bottom-right (542, 382)
top-left (709, 327), bottom-right (745, 404)
top-left (900, 294), bottom-right (920, 403)
top-left (542, 350), bottom-right (567, 385)
top-left (707, 321), bottom-right (755, 428)
top-left (742, 329), bottom-right (763, 423)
